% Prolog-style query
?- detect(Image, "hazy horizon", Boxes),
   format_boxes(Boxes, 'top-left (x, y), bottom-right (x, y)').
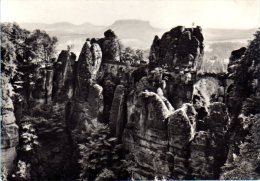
top-left (1, 0), bottom-right (260, 29)
top-left (3, 20), bottom-right (259, 30)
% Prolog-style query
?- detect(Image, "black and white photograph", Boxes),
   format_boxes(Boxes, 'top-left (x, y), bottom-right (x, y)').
top-left (1, 0), bottom-right (260, 180)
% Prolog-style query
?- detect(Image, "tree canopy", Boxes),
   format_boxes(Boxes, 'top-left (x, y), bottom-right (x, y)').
top-left (120, 47), bottom-right (146, 65)
top-left (1, 23), bottom-right (58, 64)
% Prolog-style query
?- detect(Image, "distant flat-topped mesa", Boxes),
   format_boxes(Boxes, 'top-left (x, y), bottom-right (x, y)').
top-left (149, 26), bottom-right (204, 70)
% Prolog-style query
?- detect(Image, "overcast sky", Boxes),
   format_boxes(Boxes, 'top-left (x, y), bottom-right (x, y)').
top-left (1, 0), bottom-right (260, 29)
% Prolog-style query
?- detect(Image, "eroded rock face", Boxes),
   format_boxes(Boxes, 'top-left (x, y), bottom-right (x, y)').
top-left (168, 103), bottom-right (197, 179)
top-left (53, 50), bottom-right (76, 102)
top-left (30, 65), bottom-right (53, 104)
top-left (189, 102), bottom-right (229, 179)
top-left (87, 84), bottom-right (103, 119)
top-left (6, 25), bottom-right (258, 180)
top-left (99, 29), bottom-right (120, 62)
top-left (164, 71), bottom-right (196, 109)
top-left (15, 62), bottom-right (57, 107)
top-left (148, 26), bottom-right (205, 109)
top-left (75, 41), bottom-right (102, 100)
top-left (1, 78), bottom-right (19, 173)
top-left (68, 40), bottom-right (103, 130)
top-left (189, 131), bottom-right (214, 179)
top-left (120, 26), bottom-right (230, 180)
top-left (121, 76), bottom-right (231, 179)
top-left (204, 103), bottom-right (230, 178)
top-left (123, 93), bottom-right (203, 179)
top-left (109, 85), bottom-right (126, 140)
top-left (123, 91), bottom-right (173, 179)
top-left (220, 31), bottom-right (260, 179)
top-left (149, 26), bottom-right (204, 69)
top-left (69, 83), bottom-right (104, 129)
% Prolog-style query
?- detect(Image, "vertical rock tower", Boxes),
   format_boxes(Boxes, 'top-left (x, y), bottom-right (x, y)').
top-left (149, 26), bottom-right (204, 108)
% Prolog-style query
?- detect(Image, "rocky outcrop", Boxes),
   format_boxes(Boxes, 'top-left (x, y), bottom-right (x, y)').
top-left (204, 103), bottom-right (230, 178)
top-left (148, 26), bottom-right (205, 109)
top-left (10, 48), bottom-right (82, 180)
top-left (29, 64), bottom-right (52, 104)
top-left (168, 103), bottom-right (196, 179)
top-left (67, 39), bottom-right (104, 131)
top-left (75, 40), bottom-right (102, 100)
top-left (14, 61), bottom-right (57, 107)
top-left (230, 47), bottom-right (246, 62)
top-left (98, 29), bottom-right (121, 62)
top-left (121, 80), bottom-right (231, 180)
top-left (52, 50), bottom-right (76, 102)
top-left (189, 102), bottom-right (229, 179)
top-left (1, 45), bottom-right (83, 180)
top-left (93, 30), bottom-right (124, 124)
top-left (2, 26), bottom-right (106, 180)
top-left (99, 73), bottom-right (119, 123)
top-left (164, 70), bottom-right (196, 109)
top-left (87, 84), bottom-right (103, 119)
top-left (69, 83), bottom-right (104, 130)
top-left (123, 91), bottom-right (173, 179)
top-left (1, 37), bottom-right (19, 174)
top-left (1, 78), bottom-right (19, 173)
top-left (109, 85), bottom-right (126, 140)
top-left (5, 24), bottom-right (260, 180)
top-left (189, 131), bottom-right (214, 179)
top-left (220, 30), bottom-right (260, 179)
top-left (123, 92), bottom-right (202, 179)
top-left (149, 26), bottom-right (204, 69)
top-left (120, 26), bottom-right (229, 180)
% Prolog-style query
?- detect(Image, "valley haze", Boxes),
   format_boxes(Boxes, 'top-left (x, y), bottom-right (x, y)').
top-left (17, 20), bottom-right (257, 55)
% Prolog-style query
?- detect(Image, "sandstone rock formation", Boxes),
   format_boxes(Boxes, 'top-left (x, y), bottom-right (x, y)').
top-left (1, 78), bottom-right (19, 173)
top-left (109, 85), bottom-right (126, 139)
top-left (148, 26), bottom-right (205, 109)
top-left (149, 26), bottom-right (204, 70)
top-left (53, 50), bottom-right (76, 102)
top-left (220, 30), bottom-right (260, 179)
top-left (168, 103), bottom-right (197, 179)
top-left (3, 25), bottom-right (259, 180)
top-left (98, 29), bottom-right (121, 62)
top-left (75, 40), bottom-right (102, 100)
top-left (204, 103), bottom-right (230, 178)
top-left (123, 91), bottom-right (173, 179)
top-left (189, 131), bottom-right (214, 179)
top-left (1, 38), bottom-right (19, 174)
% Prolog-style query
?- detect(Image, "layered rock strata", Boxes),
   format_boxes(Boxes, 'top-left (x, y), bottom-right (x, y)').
top-left (168, 103), bottom-right (196, 179)
top-left (1, 78), bottom-right (19, 173)
top-left (123, 91), bottom-right (173, 179)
